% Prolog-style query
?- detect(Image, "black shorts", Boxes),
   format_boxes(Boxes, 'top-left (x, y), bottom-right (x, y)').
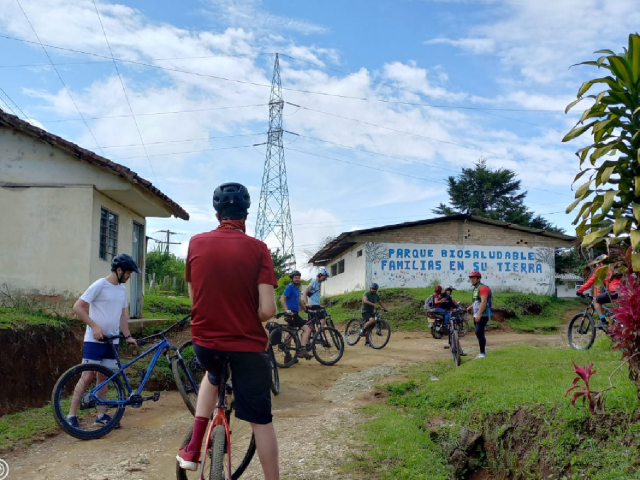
top-left (286, 312), bottom-right (307, 328)
top-left (362, 312), bottom-right (375, 322)
top-left (307, 305), bottom-right (326, 320)
top-left (596, 292), bottom-right (618, 304)
top-left (192, 344), bottom-right (272, 425)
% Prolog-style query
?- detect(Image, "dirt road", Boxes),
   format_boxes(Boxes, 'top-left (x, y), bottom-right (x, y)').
top-left (4, 330), bottom-right (566, 480)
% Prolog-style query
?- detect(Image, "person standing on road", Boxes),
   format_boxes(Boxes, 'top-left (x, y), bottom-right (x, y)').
top-left (280, 270), bottom-right (312, 359)
top-left (67, 253), bottom-right (139, 428)
top-left (361, 283), bottom-right (388, 347)
top-left (466, 271), bottom-right (492, 359)
top-left (305, 268), bottom-right (329, 327)
top-left (176, 182), bottom-right (279, 480)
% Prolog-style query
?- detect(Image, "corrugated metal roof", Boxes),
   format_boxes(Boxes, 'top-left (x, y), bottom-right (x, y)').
top-left (309, 214), bottom-right (577, 265)
top-left (0, 107), bottom-right (189, 220)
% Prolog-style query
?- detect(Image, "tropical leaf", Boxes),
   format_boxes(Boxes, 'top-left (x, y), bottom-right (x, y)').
top-left (582, 225), bottom-right (613, 247)
top-left (614, 216), bottom-right (629, 235)
top-left (565, 97), bottom-right (586, 113)
top-left (563, 122), bottom-right (596, 142)
top-left (594, 49), bottom-right (615, 55)
top-left (608, 56), bottom-right (634, 88)
top-left (591, 146), bottom-right (618, 165)
top-left (630, 34), bottom-right (640, 82)
top-left (632, 252), bottom-right (640, 272)
top-left (575, 179), bottom-right (593, 198)
top-left (631, 230), bottom-right (640, 250)
top-left (633, 203), bottom-right (640, 222)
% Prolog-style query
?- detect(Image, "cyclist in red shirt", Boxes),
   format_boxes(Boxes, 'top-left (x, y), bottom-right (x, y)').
top-left (176, 183), bottom-right (279, 480)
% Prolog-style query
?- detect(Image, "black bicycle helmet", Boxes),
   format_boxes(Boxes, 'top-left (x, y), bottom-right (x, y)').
top-left (290, 270), bottom-right (302, 279)
top-left (212, 182), bottom-right (251, 219)
top-left (111, 253), bottom-right (141, 273)
top-left (371, 283), bottom-right (379, 290)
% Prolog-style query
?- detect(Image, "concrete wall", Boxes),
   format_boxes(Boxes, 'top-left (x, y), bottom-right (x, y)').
top-left (90, 190), bottom-right (146, 303)
top-left (0, 186), bottom-right (94, 296)
top-left (323, 244), bottom-right (366, 296)
top-left (320, 220), bottom-right (570, 296)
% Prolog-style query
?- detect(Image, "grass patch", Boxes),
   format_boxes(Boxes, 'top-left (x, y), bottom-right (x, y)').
top-left (0, 403), bottom-right (60, 452)
top-left (324, 287), bottom-right (585, 333)
top-left (352, 338), bottom-right (640, 479)
top-left (0, 307), bottom-right (77, 330)
top-left (144, 293), bottom-right (191, 319)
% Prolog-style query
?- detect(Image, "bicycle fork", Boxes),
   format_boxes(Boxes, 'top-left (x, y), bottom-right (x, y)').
top-left (198, 405), bottom-right (231, 480)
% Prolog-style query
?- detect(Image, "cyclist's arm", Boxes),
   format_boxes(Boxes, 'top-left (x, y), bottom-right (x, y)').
top-left (258, 284), bottom-right (276, 321)
top-left (187, 281), bottom-right (193, 302)
top-left (378, 300), bottom-right (388, 310)
top-left (119, 307), bottom-right (137, 346)
top-left (577, 273), bottom-right (596, 294)
top-left (362, 295), bottom-right (376, 306)
top-left (72, 299), bottom-right (103, 338)
top-left (279, 294), bottom-right (289, 312)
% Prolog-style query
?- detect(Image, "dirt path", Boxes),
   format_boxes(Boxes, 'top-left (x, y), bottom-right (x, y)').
top-left (4, 330), bottom-right (567, 480)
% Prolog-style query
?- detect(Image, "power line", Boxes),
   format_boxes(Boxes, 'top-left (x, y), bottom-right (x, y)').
top-left (39, 103), bottom-right (269, 123)
top-left (92, 0), bottom-right (159, 190)
top-left (0, 93), bottom-right (18, 117)
top-left (112, 143), bottom-right (264, 161)
top-left (14, 0), bottom-right (105, 155)
top-left (283, 130), bottom-right (573, 198)
top-left (0, 85), bottom-right (28, 119)
top-left (0, 33), bottom-right (570, 114)
top-left (100, 132), bottom-right (267, 150)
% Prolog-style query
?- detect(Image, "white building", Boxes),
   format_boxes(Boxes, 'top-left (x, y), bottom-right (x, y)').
top-left (0, 108), bottom-right (189, 317)
top-left (555, 273), bottom-right (584, 298)
top-left (309, 215), bottom-right (576, 296)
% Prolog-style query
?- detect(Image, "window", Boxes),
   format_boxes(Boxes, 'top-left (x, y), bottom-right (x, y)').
top-left (357, 249), bottom-right (363, 258)
top-left (331, 264), bottom-right (338, 277)
top-left (100, 207), bottom-right (118, 261)
top-left (338, 259), bottom-right (345, 274)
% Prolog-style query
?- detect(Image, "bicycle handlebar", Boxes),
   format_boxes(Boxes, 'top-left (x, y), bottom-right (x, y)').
top-left (99, 314), bottom-right (191, 345)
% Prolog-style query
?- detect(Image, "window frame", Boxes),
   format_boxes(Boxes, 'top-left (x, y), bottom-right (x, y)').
top-left (99, 207), bottom-right (119, 261)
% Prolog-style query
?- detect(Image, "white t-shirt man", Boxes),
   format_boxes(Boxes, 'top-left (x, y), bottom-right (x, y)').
top-left (80, 278), bottom-right (128, 344)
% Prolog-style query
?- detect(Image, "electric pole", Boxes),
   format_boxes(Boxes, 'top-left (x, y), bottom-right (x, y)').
top-left (256, 53), bottom-right (296, 268)
top-left (154, 230), bottom-right (181, 255)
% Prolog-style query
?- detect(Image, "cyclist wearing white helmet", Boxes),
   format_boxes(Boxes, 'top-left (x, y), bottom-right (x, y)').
top-left (305, 268), bottom-right (330, 327)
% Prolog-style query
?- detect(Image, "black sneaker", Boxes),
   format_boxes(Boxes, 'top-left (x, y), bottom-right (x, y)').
top-left (364, 342), bottom-right (372, 347)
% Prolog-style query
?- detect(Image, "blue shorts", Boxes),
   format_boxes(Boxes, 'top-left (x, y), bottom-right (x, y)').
top-left (82, 341), bottom-right (119, 369)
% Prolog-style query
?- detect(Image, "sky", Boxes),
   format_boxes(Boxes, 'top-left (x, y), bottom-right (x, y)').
top-left (1, 0), bottom-right (638, 274)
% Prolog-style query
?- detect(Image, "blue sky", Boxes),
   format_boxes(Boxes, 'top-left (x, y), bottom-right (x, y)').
top-left (1, 0), bottom-right (638, 271)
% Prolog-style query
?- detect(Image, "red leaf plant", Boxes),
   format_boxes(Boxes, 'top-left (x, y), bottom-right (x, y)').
top-left (565, 361), bottom-right (608, 415)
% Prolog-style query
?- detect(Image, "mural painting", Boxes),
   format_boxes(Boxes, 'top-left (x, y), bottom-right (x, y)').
top-left (369, 242), bottom-right (555, 295)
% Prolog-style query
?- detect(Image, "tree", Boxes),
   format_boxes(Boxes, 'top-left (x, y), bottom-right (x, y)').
top-left (555, 245), bottom-right (584, 276)
top-left (432, 159), bottom-right (563, 233)
top-left (563, 33), bottom-right (640, 401)
top-left (146, 249), bottom-right (186, 280)
top-left (270, 249), bottom-right (293, 280)
top-left (563, 33), bottom-right (640, 269)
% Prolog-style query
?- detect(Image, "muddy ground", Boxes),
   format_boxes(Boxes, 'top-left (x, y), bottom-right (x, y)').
top-left (4, 330), bottom-right (566, 480)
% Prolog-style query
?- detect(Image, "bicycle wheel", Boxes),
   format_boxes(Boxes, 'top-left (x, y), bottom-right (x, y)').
top-left (344, 318), bottom-right (362, 346)
top-left (172, 341), bottom-right (204, 415)
top-left (368, 319), bottom-right (391, 349)
top-left (312, 327), bottom-right (345, 365)
top-left (209, 425), bottom-right (226, 480)
top-left (269, 326), bottom-right (300, 368)
top-left (457, 319), bottom-right (470, 338)
top-left (51, 363), bottom-right (126, 440)
top-left (568, 313), bottom-right (596, 350)
top-left (269, 346), bottom-right (280, 395)
top-left (176, 412), bottom-right (255, 480)
top-left (451, 330), bottom-right (461, 366)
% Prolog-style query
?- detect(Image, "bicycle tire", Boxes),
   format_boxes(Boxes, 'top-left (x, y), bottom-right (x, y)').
top-left (51, 363), bottom-right (126, 440)
top-left (344, 318), bottom-right (362, 346)
top-left (269, 346), bottom-right (280, 395)
top-left (457, 319), bottom-right (470, 338)
top-left (269, 326), bottom-right (300, 368)
top-left (451, 330), bottom-right (461, 366)
top-left (312, 327), bottom-right (345, 365)
top-left (172, 357), bottom-right (199, 416)
top-left (176, 420), bottom-right (256, 480)
top-left (368, 319), bottom-right (391, 349)
top-left (568, 313), bottom-right (596, 350)
top-left (209, 425), bottom-right (226, 480)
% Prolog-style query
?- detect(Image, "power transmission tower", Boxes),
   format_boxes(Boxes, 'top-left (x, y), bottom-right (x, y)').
top-left (256, 53), bottom-right (296, 267)
top-left (154, 230), bottom-right (181, 255)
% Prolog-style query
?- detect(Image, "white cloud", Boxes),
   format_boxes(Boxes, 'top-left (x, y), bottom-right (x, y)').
top-left (425, 37), bottom-right (495, 54)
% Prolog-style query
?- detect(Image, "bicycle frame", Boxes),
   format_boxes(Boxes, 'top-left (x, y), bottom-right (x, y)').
top-left (197, 360), bottom-right (232, 480)
top-left (88, 337), bottom-right (173, 406)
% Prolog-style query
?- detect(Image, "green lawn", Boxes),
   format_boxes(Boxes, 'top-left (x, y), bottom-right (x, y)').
top-left (349, 338), bottom-right (640, 479)
top-left (0, 403), bottom-right (60, 451)
top-left (0, 307), bottom-right (76, 330)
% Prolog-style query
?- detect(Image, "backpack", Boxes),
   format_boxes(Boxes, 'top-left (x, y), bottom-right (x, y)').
top-left (424, 294), bottom-right (435, 310)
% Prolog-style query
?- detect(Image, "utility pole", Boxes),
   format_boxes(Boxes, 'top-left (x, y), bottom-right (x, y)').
top-left (154, 230), bottom-right (181, 255)
top-left (256, 53), bottom-right (296, 268)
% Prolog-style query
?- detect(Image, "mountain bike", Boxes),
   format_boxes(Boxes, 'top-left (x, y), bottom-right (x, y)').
top-left (176, 355), bottom-right (256, 480)
top-left (51, 315), bottom-right (191, 440)
top-left (268, 312), bottom-right (344, 367)
top-left (568, 293), bottom-right (617, 350)
top-left (428, 306), bottom-right (470, 339)
top-left (173, 341), bottom-right (280, 415)
top-left (448, 314), bottom-right (464, 367)
top-left (344, 309), bottom-right (392, 349)
top-left (306, 305), bottom-right (335, 329)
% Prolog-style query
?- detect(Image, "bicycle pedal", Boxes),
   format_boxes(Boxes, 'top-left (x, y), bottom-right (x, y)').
top-left (152, 391), bottom-right (161, 402)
